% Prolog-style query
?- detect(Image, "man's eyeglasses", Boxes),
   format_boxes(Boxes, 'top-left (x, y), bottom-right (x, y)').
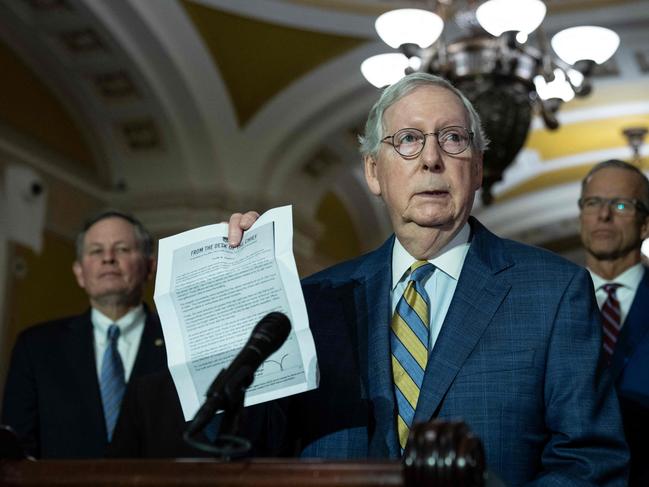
top-left (578, 196), bottom-right (648, 216)
top-left (381, 126), bottom-right (474, 158)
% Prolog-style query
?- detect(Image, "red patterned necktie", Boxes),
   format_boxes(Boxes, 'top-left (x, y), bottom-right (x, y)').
top-left (601, 283), bottom-right (622, 363)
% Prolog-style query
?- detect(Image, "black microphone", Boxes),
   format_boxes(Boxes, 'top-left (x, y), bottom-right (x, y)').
top-left (186, 312), bottom-right (291, 438)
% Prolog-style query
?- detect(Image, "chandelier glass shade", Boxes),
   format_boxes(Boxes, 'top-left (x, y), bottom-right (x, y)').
top-left (362, 0), bottom-right (620, 204)
top-left (375, 8), bottom-right (444, 48)
top-left (361, 53), bottom-right (416, 88)
top-left (551, 26), bottom-right (620, 65)
top-left (475, 0), bottom-right (546, 39)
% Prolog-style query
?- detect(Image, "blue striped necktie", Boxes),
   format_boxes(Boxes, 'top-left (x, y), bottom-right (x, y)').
top-left (391, 260), bottom-right (434, 451)
top-left (100, 324), bottom-right (126, 441)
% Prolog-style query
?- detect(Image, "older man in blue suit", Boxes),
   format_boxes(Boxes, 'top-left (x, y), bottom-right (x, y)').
top-left (228, 73), bottom-right (628, 485)
top-left (579, 159), bottom-right (649, 486)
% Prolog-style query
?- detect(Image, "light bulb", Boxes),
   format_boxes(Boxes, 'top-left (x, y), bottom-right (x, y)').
top-left (534, 69), bottom-right (575, 102)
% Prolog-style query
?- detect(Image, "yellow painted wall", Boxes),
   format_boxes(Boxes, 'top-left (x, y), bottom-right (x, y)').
top-left (0, 38), bottom-right (97, 173)
top-left (315, 191), bottom-right (362, 264)
top-left (496, 80), bottom-right (649, 202)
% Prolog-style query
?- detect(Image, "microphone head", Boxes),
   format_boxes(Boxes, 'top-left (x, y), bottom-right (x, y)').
top-left (250, 312), bottom-right (291, 357)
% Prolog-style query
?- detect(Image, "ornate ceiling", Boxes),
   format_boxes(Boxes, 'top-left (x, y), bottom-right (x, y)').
top-left (0, 0), bottom-right (647, 269)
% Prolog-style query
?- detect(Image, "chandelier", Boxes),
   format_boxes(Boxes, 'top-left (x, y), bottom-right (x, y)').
top-left (361, 0), bottom-right (620, 204)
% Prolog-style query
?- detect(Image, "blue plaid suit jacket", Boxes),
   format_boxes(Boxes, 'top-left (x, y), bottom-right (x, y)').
top-left (287, 217), bottom-right (628, 486)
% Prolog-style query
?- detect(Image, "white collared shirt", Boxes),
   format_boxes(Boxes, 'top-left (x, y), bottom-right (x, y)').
top-left (93, 305), bottom-right (146, 381)
top-left (589, 263), bottom-right (644, 326)
top-left (391, 223), bottom-right (471, 350)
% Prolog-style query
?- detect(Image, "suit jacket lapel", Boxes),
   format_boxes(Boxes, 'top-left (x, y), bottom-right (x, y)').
top-left (414, 218), bottom-right (512, 424)
top-left (348, 237), bottom-right (398, 457)
top-left (64, 311), bottom-right (106, 436)
top-left (131, 306), bottom-right (167, 378)
top-left (346, 222), bottom-right (513, 452)
top-left (610, 268), bottom-right (649, 378)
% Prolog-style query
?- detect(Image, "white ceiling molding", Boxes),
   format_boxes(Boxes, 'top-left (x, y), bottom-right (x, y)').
top-left (243, 44), bottom-right (382, 191)
top-left (82, 0), bottom-right (225, 193)
top-left (0, 0), bottom-right (111, 183)
top-left (531, 100), bottom-right (649, 130)
top-left (474, 180), bottom-right (582, 242)
top-left (0, 128), bottom-right (109, 201)
top-left (494, 144), bottom-right (649, 196)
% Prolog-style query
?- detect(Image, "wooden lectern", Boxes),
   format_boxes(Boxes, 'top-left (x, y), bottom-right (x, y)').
top-left (0, 421), bottom-right (486, 487)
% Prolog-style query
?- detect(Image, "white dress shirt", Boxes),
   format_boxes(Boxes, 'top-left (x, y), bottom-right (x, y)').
top-left (391, 223), bottom-right (471, 350)
top-left (589, 262), bottom-right (644, 326)
top-left (92, 304), bottom-right (146, 381)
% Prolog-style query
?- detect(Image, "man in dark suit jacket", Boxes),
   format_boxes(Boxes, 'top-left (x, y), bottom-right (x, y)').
top-left (227, 73), bottom-right (629, 485)
top-left (579, 159), bottom-right (649, 486)
top-left (106, 370), bottom-right (282, 459)
top-left (105, 371), bottom-right (209, 458)
top-left (2, 210), bottom-right (167, 458)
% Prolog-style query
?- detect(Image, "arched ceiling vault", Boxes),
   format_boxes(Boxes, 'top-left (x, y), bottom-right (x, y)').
top-left (0, 0), bottom-right (647, 265)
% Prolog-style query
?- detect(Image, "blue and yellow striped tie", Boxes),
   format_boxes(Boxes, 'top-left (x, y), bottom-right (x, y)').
top-left (391, 260), bottom-right (434, 450)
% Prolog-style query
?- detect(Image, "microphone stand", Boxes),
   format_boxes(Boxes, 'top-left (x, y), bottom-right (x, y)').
top-left (183, 367), bottom-right (254, 459)
top-left (183, 311), bottom-right (292, 459)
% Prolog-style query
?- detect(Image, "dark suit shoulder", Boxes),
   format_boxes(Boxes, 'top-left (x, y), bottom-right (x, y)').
top-left (302, 236), bottom-right (393, 287)
top-left (302, 218), bottom-right (587, 290)
top-left (14, 312), bottom-right (89, 345)
top-left (302, 255), bottom-right (373, 285)
top-left (503, 238), bottom-right (582, 271)
top-left (501, 239), bottom-right (591, 292)
top-left (471, 218), bottom-right (585, 276)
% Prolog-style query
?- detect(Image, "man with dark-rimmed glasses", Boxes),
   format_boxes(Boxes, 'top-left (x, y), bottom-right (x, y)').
top-left (227, 72), bottom-right (627, 485)
top-left (579, 159), bottom-right (649, 486)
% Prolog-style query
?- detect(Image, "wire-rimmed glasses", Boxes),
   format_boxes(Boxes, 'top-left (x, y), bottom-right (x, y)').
top-left (381, 126), bottom-right (474, 158)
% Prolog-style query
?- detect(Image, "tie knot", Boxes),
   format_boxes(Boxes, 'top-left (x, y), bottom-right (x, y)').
top-left (602, 283), bottom-right (621, 297)
top-left (107, 324), bottom-right (120, 342)
top-left (409, 260), bottom-right (434, 283)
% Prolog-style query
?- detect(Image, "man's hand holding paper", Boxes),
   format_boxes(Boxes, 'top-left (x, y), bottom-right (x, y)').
top-left (155, 206), bottom-right (318, 421)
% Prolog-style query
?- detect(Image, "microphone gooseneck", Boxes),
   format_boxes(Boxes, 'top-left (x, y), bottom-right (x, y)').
top-left (185, 312), bottom-right (291, 441)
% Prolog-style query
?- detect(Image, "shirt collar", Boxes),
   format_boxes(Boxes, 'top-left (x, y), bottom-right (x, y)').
top-left (589, 262), bottom-right (644, 292)
top-left (391, 222), bottom-right (471, 290)
top-left (92, 304), bottom-right (145, 341)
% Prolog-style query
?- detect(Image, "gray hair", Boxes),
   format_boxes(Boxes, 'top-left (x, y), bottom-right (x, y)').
top-left (581, 159), bottom-right (649, 210)
top-left (75, 210), bottom-right (154, 261)
top-left (358, 72), bottom-right (489, 159)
